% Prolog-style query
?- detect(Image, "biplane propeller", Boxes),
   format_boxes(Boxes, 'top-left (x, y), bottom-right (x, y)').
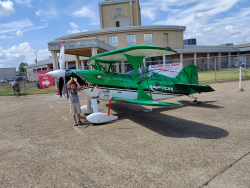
top-left (47, 41), bottom-right (215, 124)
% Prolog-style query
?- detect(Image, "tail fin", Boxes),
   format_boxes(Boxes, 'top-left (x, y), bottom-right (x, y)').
top-left (174, 65), bottom-right (215, 94)
top-left (174, 64), bottom-right (199, 85)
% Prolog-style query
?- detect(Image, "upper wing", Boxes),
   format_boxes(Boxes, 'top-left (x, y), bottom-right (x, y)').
top-left (88, 45), bottom-right (177, 65)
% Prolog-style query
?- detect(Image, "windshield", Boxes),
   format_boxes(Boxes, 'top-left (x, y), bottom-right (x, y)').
top-left (126, 68), bottom-right (153, 78)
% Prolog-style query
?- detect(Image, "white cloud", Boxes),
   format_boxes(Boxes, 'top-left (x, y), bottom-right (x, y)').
top-left (15, 0), bottom-right (32, 7)
top-left (0, 0), bottom-right (15, 18)
top-left (0, 19), bottom-right (33, 34)
top-left (16, 30), bottom-right (23, 36)
top-left (0, 19), bottom-right (47, 36)
top-left (22, 23), bottom-right (48, 32)
top-left (68, 29), bottom-right (81, 34)
top-left (0, 42), bottom-right (51, 68)
top-left (70, 6), bottom-right (99, 25)
top-left (141, 7), bottom-right (157, 21)
top-left (0, 35), bottom-right (13, 39)
top-left (68, 29), bottom-right (88, 34)
top-left (35, 8), bottom-right (59, 20)
top-left (70, 22), bottom-right (79, 28)
top-left (144, 0), bottom-right (250, 45)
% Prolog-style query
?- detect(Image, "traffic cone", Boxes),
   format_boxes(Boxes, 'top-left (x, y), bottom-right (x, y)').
top-left (57, 88), bottom-right (60, 95)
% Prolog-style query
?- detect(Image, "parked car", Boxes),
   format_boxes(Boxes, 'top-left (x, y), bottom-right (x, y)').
top-left (231, 64), bottom-right (239, 67)
top-left (0, 79), bottom-right (7, 83)
top-left (240, 62), bottom-right (249, 67)
top-left (8, 78), bottom-right (15, 85)
top-left (16, 76), bottom-right (24, 81)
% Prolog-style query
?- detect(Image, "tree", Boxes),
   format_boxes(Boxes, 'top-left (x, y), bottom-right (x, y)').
top-left (18, 62), bottom-right (28, 74)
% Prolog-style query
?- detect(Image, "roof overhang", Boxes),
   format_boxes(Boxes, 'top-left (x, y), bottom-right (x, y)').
top-left (175, 48), bottom-right (250, 54)
top-left (48, 38), bottom-right (116, 56)
top-left (24, 57), bottom-right (89, 69)
top-left (55, 25), bottom-right (186, 41)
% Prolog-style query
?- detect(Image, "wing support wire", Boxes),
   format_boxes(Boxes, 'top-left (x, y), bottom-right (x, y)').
top-left (96, 62), bottom-right (116, 98)
top-left (117, 73), bottom-right (134, 99)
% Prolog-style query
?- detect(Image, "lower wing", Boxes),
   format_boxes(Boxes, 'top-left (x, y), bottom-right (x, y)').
top-left (113, 98), bottom-right (181, 106)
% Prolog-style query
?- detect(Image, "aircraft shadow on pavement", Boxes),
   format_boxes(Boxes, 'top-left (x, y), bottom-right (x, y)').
top-left (108, 102), bottom-right (229, 139)
top-left (177, 100), bottom-right (224, 109)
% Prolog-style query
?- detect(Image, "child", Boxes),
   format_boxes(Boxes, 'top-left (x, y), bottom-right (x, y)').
top-left (67, 77), bottom-right (83, 126)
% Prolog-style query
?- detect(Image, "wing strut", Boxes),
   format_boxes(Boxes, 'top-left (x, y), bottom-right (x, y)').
top-left (141, 59), bottom-right (152, 97)
top-left (124, 54), bottom-right (152, 101)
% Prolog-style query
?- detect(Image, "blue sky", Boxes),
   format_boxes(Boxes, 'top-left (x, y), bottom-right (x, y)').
top-left (0, 0), bottom-right (250, 69)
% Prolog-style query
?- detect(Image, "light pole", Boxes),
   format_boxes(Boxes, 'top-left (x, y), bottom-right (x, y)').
top-left (34, 51), bottom-right (38, 63)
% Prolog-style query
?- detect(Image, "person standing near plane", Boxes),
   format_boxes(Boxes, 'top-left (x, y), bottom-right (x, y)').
top-left (67, 77), bottom-right (83, 126)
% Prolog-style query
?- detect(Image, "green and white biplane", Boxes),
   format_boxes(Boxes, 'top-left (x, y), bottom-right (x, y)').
top-left (47, 42), bottom-right (214, 124)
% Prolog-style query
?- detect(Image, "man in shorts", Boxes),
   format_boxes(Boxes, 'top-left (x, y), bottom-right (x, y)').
top-left (67, 77), bottom-right (83, 126)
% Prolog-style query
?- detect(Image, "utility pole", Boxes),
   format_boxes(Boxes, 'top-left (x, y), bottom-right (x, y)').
top-left (34, 51), bottom-right (38, 63)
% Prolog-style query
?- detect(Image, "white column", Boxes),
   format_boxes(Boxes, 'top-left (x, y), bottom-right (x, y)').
top-left (194, 53), bottom-right (197, 65)
top-left (66, 62), bottom-right (69, 69)
top-left (51, 51), bottom-right (58, 70)
top-left (116, 63), bottom-right (120, 73)
top-left (91, 48), bottom-right (98, 70)
top-left (163, 55), bottom-right (166, 64)
top-left (80, 60), bottom-right (84, 70)
top-left (92, 47), bottom-right (98, 56)
top-left (219, 53), bottom-right (221, 69)
top-left (228, 52), bottom-right (231, 67)
top-left (207, 53), bottom-right (210, 69)
top-left (75, 55), bottom-right (80, 69)
top-left (121, 61), bottom-right (125, 73)
top-left (143, 58), bottom-right (146, 68)
top-left (180, 53), bottom-right (183, 66)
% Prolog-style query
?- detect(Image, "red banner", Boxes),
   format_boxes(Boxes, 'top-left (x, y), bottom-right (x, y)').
top-left (38, 70), bottom-right (54, 87)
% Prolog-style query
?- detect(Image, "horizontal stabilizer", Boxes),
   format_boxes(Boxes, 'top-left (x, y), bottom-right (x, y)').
top-left (113, 98), bottom-right (181, 106)
top-left (176, 83), bottom-right (215, 93)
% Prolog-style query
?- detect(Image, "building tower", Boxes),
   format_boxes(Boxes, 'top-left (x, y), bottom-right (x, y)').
top-left (99, 0), bottom-right (141, 29)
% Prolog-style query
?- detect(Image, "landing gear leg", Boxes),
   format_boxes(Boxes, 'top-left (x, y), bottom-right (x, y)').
top-left (189, 95), bottom-right (201, 104)
top-left (143, 106), bottom-right (154, 112)
top-left (81, 99), bottom-right (104, 115)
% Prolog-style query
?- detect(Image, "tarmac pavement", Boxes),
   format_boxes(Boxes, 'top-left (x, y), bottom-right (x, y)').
top-left (0, 80), bottom-right (249, 188)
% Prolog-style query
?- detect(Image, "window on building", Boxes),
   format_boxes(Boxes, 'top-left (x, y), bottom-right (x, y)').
top-left (116, 21), bottom-right (120, 27)
top-left (144, 34), bottom-right (153, 44)
top-left (115, 20), bottom-right (131, 28)
top-left (42, 67), bottom-right (47, 71)
top-left (165, 56), bottom-right (173, 64)
top-left (33, 69), bottom-right (36, 73)
top-left (37, 68), bottom-right (41, 72)
top-left (127, 35), bottom-right (136, 45)
top-left (108, 36), bottom-right (118, 46)
top-left (68, 64), bottom-right (76, 69)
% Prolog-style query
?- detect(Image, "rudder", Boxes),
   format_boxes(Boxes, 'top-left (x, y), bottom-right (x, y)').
top-left (175, 64), bottom-right (199, 85)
